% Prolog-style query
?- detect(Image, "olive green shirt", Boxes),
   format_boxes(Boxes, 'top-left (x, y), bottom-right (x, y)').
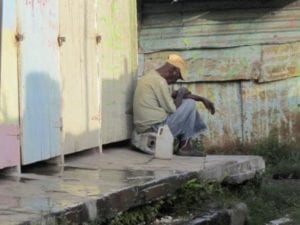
top-left (133, 70), bottom-right (176, 133)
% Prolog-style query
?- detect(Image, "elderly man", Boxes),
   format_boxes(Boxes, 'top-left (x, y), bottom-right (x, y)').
top-left (133, 54), bottom-right (215, 156)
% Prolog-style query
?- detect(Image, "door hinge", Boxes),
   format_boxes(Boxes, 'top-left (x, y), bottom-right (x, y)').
top-left (57, 36), bottom-right (66, 47)
top-left (96, 35), bottom-right (102, 45)
top-left (15, 34), bottom-right (24, 42)
top-left (60, 117), bottom-right (63, 132)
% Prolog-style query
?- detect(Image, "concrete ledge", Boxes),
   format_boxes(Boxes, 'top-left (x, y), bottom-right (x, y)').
top-left (0, 148), bottom-right (265, 225)
top-left (199, 155), bottom-right (265, 184)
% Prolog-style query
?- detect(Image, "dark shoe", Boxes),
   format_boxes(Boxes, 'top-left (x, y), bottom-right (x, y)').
top-left (175, 148), bottom-right (206, 157)
top-left (175, 138), bottom-right (206, 157)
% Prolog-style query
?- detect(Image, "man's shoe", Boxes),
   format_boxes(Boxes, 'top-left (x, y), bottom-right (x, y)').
top-left (175, 148), bottom-right (206, 157)
top-left (175, 138), bottom-right (206, 157)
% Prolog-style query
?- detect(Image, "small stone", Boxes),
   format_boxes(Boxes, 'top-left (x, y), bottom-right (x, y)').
top-left (227, 202), bottom-right (248, 225)
top-left (159, 215), bottom-right (173, 223)
top-left (267, 216), bottom-right (291, 225)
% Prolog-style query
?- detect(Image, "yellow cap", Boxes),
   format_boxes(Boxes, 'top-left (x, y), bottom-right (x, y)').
top-left (167, 54), bottom-right (187, 80)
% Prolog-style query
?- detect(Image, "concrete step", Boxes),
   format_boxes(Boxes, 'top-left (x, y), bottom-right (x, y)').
top-left (0, 148), bottom-right (265, 225)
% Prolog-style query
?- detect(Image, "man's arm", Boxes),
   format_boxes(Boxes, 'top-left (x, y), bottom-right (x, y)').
top-left (172, 87), bottom-right (215, 114)
top-left (184, 94), bottom-right (215, 115)
top-left (172, 87), bottom-right (191, 108)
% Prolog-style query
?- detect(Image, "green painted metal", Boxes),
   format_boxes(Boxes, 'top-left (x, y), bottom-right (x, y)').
top-left (138, 0), bottom-right (300, 148)
top-left (242, 77), bottom-right (300, 144)
top-left (183, 82), bottom-right (243, 149)
top-left (139, 0), bottom-right (300, 52)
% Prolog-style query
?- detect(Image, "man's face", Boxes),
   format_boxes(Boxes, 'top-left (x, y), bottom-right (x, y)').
top-left (168, 67), bottom-right (181, 84)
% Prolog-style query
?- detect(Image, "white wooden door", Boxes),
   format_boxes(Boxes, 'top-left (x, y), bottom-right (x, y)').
top-left (18, 0), bottom-right (61, 165)
top-left (59, 0), bottom-right (100, 154)
top-left (98, 0), bottom-right (138, 144)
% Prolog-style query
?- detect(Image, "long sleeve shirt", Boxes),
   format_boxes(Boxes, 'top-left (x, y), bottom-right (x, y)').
top-left (133, 70), bottom-right (176, 133)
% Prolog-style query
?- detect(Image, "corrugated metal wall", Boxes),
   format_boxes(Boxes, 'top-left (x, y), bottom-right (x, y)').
top-left (140, 0), bottom-right (300, 51)
top-left (0, 0), bottom-right (20, 169)
top-left (139, 0), bottom-right (300, 149)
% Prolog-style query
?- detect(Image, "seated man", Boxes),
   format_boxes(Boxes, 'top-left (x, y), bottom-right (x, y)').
top-left (133, 54), bottom-right (215, 156)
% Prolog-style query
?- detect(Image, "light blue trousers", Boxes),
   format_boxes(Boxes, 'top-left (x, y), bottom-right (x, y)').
top-left (165, 99), bottom-right (207, 140)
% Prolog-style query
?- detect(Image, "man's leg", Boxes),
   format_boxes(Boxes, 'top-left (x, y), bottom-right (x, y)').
top-left (166, 99), bottom-right (206, 139)
top-left (165, 99), bottom-right (207, 156)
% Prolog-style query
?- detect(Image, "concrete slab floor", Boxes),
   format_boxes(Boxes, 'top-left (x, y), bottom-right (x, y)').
top-left (0, 145), bottom-right (265, 225)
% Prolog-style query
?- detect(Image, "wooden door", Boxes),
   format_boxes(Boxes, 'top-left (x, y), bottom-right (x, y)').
top-left (18, 0), bottom-right (61, 165)
top-left (98, 0), bottom-right (138, 144)
top-left (59, 0), bottom-right (100, 154)
top-left (0, 0), bottom-right (20, 169)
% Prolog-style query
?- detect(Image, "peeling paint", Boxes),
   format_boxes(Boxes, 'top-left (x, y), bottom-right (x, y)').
top-left (242, 77), bottom-right (300, 144)
top-left (99, 0), bottom-right (138, 144)
top-left (0, 124), bottom-right (20, 169)
top-left (18, 0), bottom-right (61, 165)
top-left (2, 0), bottom-right (15, 28)
top-left (140, 0), bottom-right (300, 52)
top-left (260, 42), bottom-right (300, 82)
top-left (0, 1), bottom-right (20, 169)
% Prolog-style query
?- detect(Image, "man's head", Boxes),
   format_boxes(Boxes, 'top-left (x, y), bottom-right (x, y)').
top-left (167, 54), bottom-right (187, 80)
top-left (157, 54), bottom-right (187, 84)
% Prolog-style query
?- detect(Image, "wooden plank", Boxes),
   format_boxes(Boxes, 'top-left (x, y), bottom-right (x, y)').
top-left (18, 0), bottom-right (61, 165)
top-left (0, 0), bottom-right (19, 124)
top-left (0, 124), bottom-right (20, 169)
top-left (59, 0), bottom-right (100, 154)
top-left (98, 0), bottom-right (138, 144)
top-left (0, 0), bottom-right (20, 169)
top-left (259, 42), bottom-right (300, 82)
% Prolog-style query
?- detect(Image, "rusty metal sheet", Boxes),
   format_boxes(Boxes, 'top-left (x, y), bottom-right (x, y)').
top-left (139, 0), bottom-right (300, 52)
top-left (178, 82), bottom-right (243, 149)
top-left (144, 47), bottom-right (261, 81)
top-left (259, 42), bottom-right (300, 82)
top-left (242, 77), bottom-right (300, 144)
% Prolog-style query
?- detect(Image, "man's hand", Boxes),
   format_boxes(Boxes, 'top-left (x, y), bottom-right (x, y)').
top-left (202, 98), bottom-right (215, 115)
top-left (173, 87), bottom-right (191, 108)
top-left (185, 95), bottom-right (215, 115)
